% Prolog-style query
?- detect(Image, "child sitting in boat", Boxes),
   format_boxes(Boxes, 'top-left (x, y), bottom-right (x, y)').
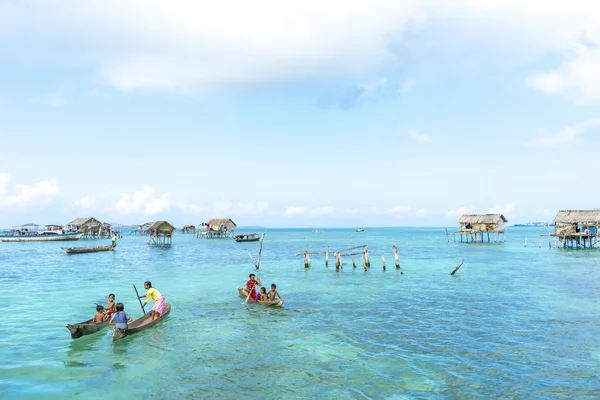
top-left (109, 303), bottom-right (132, 330)
top-left (258, 287), bottom-right (268, 302)
top-left (103, 293), bottom-right (116, 320)
top-left (269, 284), bottom-right (283, 302)
top-left (93, 304), bottom-right (105, 323)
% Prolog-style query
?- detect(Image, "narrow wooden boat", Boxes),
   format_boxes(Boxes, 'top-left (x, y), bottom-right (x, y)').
top-left (66, 318), bottom-right (110, 339)
top-left (234, 233), bottom-right (260, 242)
top-left (1, 232), bottom-right (83, 242)
top-left (237, 287), bottom-right (284, 307)
top-left (112, 302), bottom-right (171, 341)
top-left (62, 243), bottom-right (116, 254)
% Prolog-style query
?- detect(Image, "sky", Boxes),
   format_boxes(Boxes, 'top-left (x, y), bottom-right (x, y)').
top-left (1, 0), bottom-right (599, 228)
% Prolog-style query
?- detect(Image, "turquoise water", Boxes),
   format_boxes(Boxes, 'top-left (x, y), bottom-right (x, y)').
top-left (1, 227), bottom-right (600, 399)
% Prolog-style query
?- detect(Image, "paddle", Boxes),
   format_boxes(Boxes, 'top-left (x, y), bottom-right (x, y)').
top-left (133, 284), bottom-right (146, 315)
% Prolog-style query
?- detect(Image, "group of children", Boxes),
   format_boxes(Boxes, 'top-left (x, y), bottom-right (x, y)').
top-left (245, 273), bottom-right (283, 302)
top-left (91, 281), bottom-right (165, 329)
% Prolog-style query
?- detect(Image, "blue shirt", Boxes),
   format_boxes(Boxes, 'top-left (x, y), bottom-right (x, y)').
top-left (112, 312), bottom-right (129, 324)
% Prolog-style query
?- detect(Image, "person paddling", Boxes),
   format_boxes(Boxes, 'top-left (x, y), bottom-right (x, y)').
top-left (245, 274), bottom-right (261, 301)
top-left (138, 281), bottom-right (165, 320)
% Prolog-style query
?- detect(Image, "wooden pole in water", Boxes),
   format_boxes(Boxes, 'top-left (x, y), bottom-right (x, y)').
top-left (334, 252), bottom-right (341, 271)
top-left (361, 253), bottom-right (367, 271)
top-left (325, 246), bottom-right (329, 268)
top-left (304, 246), bottom-right (310, 269)
top-left (352, 255), bottom-right (356, 268)
top-left (381, 255), bottom-right (386, 271)
top-left (524, 237), bottom-right (527, 247)
top-left (450, 258), bottom-right (466, 275)
top-left (538, 234), bottom-right (542, 248)
top-left (445, 228), bottom-right (449, 243)
top-left (392, 245), bottom-right (400, 269)
top-left (364, 249), bottom-right (370, 268)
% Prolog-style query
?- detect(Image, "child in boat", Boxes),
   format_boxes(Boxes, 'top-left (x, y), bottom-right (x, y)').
top-left (269, 284), bottom-right (283, 302)
top-left (109, 303), bottom-right (132, 330)
top-left (93, 304), bottom-right (105, 323)
top-left (258, 287), bottom-right (268, 302)
top-left (245, 274), bottom-right (262, 301)
top-left (138, 281), bottom-right (165, 321)
top-left (103, 293), bottom-right (116, 320)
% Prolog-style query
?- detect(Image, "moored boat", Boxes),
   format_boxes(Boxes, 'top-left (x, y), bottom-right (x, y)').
top-left (356, 228), bottom-right (364, 232)
top-left (112, 302), bottom-right (171, 341)
top-left (234, 233), bottom-right (261, 242)
top-left (66, 318), bottom-right (110, 339)
top-left (237, 287), bottom-right (284, 307)
top-left (62, 243), bottom-right (116, 254)
top-left (1, 232), bottom-right (83, 242)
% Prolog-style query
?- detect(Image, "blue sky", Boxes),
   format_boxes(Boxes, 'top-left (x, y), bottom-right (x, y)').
top-left (1, 1), bottom-right (599, 228)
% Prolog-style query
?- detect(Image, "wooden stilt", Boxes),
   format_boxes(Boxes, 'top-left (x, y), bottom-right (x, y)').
top-left (325, 246), bottom-right (329, 268)
top-left (445, 228), bottom-right (449, 243)
top-left (381, 255), bottom-right (386, 271)
top-left (352, 255), bottom-right (356, 269)
top-left (524, 237), bottom-right (527, 247)
top-left (364, 249), bottom-right (370, 268)
top-left (392, 245), bottom-right (400, 269)
top-left (304, 246), bottom-right (310, 269)
top-left (450, 258), bottom-right (466, 275)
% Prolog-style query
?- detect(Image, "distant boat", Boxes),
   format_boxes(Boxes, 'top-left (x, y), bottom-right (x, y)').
top-left (1, 232), bottom-right (83, 242)
top-left (356, 228), bottom-right (364, 232)
top-left (234, 233), bottom-right (260, 242)
top-left (62, 243), bottom-right (116, 254)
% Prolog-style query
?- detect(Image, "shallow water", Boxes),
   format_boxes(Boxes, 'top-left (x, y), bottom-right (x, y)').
top-left (1, 227), bottom-right (599, 399)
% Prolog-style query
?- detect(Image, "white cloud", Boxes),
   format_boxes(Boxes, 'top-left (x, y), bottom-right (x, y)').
top-left (527, 44), bottom-right (600, 104)
top-left (211, 199), bottom-right (269, 216)
top-left (284, 205), bottom-right (333, 217)
top-left (0, 173), bottom-right (60, 207)
top-left (447, 205), bottom-right (474, 218)
top-left (486, 202), bottom-right (516, 214)
top-left (387, 205), bottom-right (410, 215)
top-left (415, 208), bottom-right (428, 218)
top-left (527, 118), bottom-right (600, 148)
top-left (284, 206), bottom-right (308, 217)
top-left (76, 195), bottom-right (96, 208)
top-left (403, 129), bottom-right (432, 144)
top-left (112, 186), bottom-right (170, 215)
top-left (174, 201), bottom-right (205, 214)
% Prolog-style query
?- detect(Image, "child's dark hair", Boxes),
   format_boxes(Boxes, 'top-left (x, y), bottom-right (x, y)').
top-left (96, 304), bottom-right (104, 312)
top-left (144, 281), bottom-right (152, 288)
top-left (271, 283), bottom-right (276, 289)
top-left (249, 274), bottom-right (255, 278)
top-left (260, 287), bottom-right (266, 293)
top-left (109, 293), bottom-right (115, 298)
top-left (116, 302), bottom-right (124, 312)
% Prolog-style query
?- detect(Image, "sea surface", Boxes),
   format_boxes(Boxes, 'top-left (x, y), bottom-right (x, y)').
top-left (1, 227), bottom-right (599, 399)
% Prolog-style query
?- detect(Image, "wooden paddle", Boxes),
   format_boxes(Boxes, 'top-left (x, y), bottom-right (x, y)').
top-left (243, 276), bottom-right (260, 303)
top-left (133, 284), bottom-right (146, 315)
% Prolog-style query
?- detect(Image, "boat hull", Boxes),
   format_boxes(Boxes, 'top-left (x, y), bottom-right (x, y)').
top-left (66, 318), bottom-right (110, 339)
top-left (2, 232), bottom-right (83, 242)
top-left (62, 243), bottom-right (116, 254)
top-left (113, 302), bottom-right (171, 341)
top-left (237, 288), bottom-right (284, 307)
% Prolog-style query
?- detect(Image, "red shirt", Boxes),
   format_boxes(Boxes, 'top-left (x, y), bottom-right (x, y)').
top-left (246, 279), bottom-right (257, 292)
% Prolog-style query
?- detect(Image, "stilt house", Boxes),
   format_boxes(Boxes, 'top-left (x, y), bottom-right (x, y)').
top-left (181, 225), bottom-right (196, 234)
top-left (453, 214), bottom-right (507, 243)
top-left (199, 218), bottom-right (236, 238)
top-left (147, 221), bottom-right (175, 246)
top-left (553, 210), bottom-right (600, 248)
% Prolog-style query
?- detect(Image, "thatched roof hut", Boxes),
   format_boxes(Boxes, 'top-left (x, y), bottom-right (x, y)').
top-left (458, 214), bottom-right (507, 233)
top-left (181, 224), bottom-right (196, 233)
top-left (149, 221), bottom-right (175, 235)
top-left (200, 218), bottom-right (237, 238)
top-left (554, 210), bottom-right (600, 236)
top-left (65, 217), bottom-right (103, 233)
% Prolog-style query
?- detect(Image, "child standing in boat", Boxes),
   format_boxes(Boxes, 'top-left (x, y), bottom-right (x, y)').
top-left (103, 293), bottom-right (116, 320)
top-left (93, 305), bottom-right (105, 323)
top-left (109, 303), bottom-right (132, 329)
top-left (138, 281), bottom-right (165, 321)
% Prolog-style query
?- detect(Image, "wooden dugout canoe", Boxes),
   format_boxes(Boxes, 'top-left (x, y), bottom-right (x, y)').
top-left (66, 318), bottom-right (110, 339)
top-left (61, 243), bottom-right (116, 254)
top-left (112, 302), bottom-right (172, 341)
top-left (237, 287), bottom-right (284, 307)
